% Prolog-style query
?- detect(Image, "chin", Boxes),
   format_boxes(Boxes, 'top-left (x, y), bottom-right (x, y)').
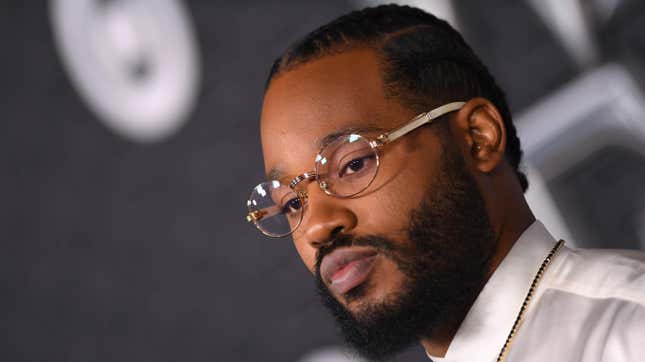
top-left (341, 277), bottom-right (405, 314)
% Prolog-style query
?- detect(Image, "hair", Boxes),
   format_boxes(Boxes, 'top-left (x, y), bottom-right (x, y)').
top-left (266, 4), bottom-right (528, 192)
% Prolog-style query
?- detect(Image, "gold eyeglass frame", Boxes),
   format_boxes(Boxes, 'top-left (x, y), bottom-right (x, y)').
top-left (246, 101), bottom-right (466, 237)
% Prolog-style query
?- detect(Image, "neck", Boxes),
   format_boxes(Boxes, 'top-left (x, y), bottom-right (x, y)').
top-left (420, 194), bottom-right (535, 357)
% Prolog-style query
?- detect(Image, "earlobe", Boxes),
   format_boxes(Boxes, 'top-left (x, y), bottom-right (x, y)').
top-left (459, 98), bottom-right (507, 173)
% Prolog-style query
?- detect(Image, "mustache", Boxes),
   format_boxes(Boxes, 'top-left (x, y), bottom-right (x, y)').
top-left (314, 233), bottom-right (401, 277)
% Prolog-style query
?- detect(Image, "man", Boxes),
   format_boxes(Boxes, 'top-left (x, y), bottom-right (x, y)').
top-left (245, 5), bottom-right (645, 361)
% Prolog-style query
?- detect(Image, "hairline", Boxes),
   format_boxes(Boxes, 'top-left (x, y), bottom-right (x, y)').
top-left (267, 25), bottom-right (432, 91)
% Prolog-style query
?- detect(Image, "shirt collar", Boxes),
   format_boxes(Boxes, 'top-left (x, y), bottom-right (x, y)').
top-left (427, 220), bottom-right (557, 361)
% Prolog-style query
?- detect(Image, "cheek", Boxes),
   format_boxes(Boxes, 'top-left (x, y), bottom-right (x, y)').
top-left (352, 142), bottom-right (439, 237)
top-left (352, 190), bottom-right (410, 238)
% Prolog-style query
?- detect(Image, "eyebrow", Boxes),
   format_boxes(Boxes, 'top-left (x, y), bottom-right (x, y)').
top-left (265, 125), bottom-right (385, 182)
top-left (316, 125), bottom-right (384, 149)
top-left (266, 166), bottom-right (285, 182)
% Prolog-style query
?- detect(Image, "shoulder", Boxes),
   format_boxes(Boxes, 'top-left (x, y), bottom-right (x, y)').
top-left (546, 246), bottom-right (645, 305)
top-left (508, 239), bottom-right (645, 361)
top-left (515, 247), bottom-right (645, 361)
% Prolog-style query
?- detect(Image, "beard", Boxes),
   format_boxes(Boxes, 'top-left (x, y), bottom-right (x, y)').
top-left (314, 141), bottom-right (497, 361)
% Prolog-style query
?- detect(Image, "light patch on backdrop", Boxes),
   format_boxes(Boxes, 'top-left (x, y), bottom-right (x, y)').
top-left (526, 0), bottom-right (599, 69)
top-left (49, 0), bottom-right (201, 143)
top-left (358, 0), bottom-right (460, 30)
top-left (518, 64), bottom-right (645, 250)
top-left (298, 346), bottom-right (368, 362)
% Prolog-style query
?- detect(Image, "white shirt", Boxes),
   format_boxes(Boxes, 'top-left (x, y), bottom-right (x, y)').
top-left (427, 220), bottom-right (645, 362)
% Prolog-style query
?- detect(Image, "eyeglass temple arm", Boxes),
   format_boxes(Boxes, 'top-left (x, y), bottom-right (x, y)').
top-left (375, 101), bottom-right (466, 146)
top-left (246, 204), bottom-right (283, 222)
top-left (246, 181), bottom-right (311, 223)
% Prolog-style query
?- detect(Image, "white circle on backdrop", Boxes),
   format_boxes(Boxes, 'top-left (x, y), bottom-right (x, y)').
top-left (49, 0), bottom-right (201, 143)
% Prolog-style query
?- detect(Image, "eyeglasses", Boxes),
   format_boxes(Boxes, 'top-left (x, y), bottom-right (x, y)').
top-left (246, 101), bottom-right (466, 237)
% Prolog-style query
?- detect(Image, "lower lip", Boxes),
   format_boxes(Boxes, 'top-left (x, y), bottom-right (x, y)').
top-left (329, 256), bottom-right (377, 295)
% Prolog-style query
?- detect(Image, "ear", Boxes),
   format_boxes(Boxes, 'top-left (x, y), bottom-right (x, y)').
top-left (453, 97), bottom-right (506, 173)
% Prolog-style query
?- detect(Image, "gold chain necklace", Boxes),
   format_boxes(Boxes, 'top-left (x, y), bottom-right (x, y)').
top-left (496, 239), bottom-right (565, 362)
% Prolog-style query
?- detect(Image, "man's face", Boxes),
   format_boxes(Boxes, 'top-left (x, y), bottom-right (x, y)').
top-left (260, 50), bottom-right (495, 358)
top-left (261, 50), bottom-right (439, 303)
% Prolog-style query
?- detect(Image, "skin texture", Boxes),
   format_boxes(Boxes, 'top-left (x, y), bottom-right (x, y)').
top-left (260, 49), bottom-right (535, 357)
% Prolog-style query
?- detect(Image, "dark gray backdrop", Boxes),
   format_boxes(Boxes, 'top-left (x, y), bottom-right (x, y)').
top-left (4, 1), bottom-right (643, 361)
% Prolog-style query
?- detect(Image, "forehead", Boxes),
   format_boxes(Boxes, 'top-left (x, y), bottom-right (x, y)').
top-left (260, 50), bottom-right (415, 179)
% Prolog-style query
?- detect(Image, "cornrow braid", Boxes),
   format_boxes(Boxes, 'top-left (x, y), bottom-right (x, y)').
top-left (267, 4), bottom-right (528, 192)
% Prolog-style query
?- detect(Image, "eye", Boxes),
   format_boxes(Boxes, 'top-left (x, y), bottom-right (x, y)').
top-left (282, 197), bottom-right (302, 214)
top-left (339, 155), bottom-right (375, 177)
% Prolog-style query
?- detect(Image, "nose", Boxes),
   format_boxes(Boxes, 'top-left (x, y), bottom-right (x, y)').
top-left (298, 186), bottom-right (357, 250)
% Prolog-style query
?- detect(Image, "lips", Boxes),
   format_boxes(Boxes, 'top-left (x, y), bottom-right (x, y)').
top-left (320, 248), bottom-right (378, 295)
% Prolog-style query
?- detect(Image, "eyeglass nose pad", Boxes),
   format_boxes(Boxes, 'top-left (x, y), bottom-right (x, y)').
top-left (319, 180), bottom-right (328, 191)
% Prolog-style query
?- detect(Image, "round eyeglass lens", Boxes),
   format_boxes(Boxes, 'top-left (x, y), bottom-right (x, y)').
top-left (314, 134), bottom-right (379, 197)
top-left (247, 181), bottom-right (304, 237)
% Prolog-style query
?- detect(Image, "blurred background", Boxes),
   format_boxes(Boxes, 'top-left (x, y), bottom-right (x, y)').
top-left (4, 1), bottom-right (645, 361)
